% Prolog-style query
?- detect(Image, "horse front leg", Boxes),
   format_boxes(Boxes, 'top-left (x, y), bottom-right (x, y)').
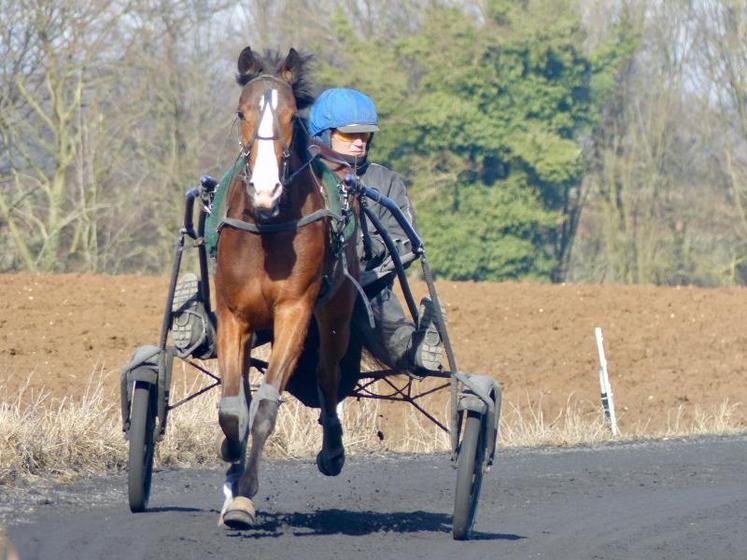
top-left (314, 281), bottom-right (356, 477)
top-left (215, 308), bottom-right (253, 527)
top-left (216, 309), bottom-right (253, 462)
top-left (222, 298), bottom-right (314, 529)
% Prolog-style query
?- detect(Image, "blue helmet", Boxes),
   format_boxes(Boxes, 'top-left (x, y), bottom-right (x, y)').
top-left (309, 88), bottom-right (379, 137)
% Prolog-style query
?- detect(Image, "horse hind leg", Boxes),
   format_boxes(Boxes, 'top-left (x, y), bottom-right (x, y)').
top-left (314, 287), bottom-right (355, 477)
top-left (316, 361), bottom-right (345, 477)
top-left (316, 392), bottom-right (345, 477)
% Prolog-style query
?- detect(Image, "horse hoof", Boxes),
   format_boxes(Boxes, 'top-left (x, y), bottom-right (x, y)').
top-left (316, 449), bottom-right (345, 477)
top-left (219, 437), bottom-right (243, 463)
top-left (222, 497), bottom-right (256, 530)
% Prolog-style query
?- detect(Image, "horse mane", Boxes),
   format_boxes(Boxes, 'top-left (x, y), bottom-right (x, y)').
top-left (236, 49), bottom-right (315, 110)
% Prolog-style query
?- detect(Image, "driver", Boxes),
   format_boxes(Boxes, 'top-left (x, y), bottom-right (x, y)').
top-left (307, 87), bottom-right (444, 372)
top-left (172, 87), bottom-right (444, 372)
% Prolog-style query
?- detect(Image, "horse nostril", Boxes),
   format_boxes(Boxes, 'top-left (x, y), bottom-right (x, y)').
top-left (272, 183), bottom-right (282, 196)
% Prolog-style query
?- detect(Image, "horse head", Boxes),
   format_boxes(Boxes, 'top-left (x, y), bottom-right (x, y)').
top-left (235, 47), bottom-right (313, 219)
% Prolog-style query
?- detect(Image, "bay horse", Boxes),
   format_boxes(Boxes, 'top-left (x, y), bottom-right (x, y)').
top-left (214, 46), bottom-right (359, 529)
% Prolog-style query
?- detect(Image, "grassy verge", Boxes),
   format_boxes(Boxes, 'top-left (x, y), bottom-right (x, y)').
top-left (0, 374), bottom-right (743, 485)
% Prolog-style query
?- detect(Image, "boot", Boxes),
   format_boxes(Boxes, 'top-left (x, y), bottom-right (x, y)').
top-left (412, 296), bottom-right (446, 371)
top-left (171, 273), bottom-right (216, 359)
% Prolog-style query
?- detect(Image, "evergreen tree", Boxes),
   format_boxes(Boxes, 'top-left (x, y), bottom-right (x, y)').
top-left (317, 0), bottom-right (622, 281)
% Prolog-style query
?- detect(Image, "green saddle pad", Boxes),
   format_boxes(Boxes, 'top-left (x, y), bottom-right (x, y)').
top-left (203, 157), bottom-right (350, 258)
top-left (204, 157), bottom-right (244, 257)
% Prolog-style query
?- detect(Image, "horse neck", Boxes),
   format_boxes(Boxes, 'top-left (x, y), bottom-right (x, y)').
top-left (285, 156), bottom-right (324, 217)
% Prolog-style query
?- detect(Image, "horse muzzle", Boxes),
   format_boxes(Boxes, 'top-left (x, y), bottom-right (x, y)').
top-left (249, 182), bottom-right (282, 218)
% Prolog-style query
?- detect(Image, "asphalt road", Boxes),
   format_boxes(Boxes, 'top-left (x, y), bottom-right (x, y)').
top-left (4, 435), bottom-right (746, 560)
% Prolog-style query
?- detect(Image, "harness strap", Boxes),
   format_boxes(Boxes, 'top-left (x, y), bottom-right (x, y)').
top-left (341, 250), bottom-right (376, 329)
top-left (308, 142), bottom-right (358, 168)
top-left (220, 208), bottom-right (333, 235)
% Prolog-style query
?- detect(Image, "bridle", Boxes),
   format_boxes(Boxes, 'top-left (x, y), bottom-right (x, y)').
top-left (237, 74), bottom-right (303, 191)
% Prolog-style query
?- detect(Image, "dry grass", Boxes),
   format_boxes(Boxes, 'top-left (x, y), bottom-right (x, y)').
top-left (0, 376), bottom-right (125, 485)
top-left (0, 370), bottom-right (743, 486)
top-left (637, 399), bottom-right (744, 439)
top-left (499, 394), bottom-right (613, 448)
top-left (266, 390), bottom-right (452, 457)
top-left (499, 394), bottom-right (744, 447)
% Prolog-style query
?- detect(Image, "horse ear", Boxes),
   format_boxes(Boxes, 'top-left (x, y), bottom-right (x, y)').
top-left (279, 48), bottom-right (301, 85)
top-left (278, 48), bottom-right (314, 109)
top-left (237, 46), bottom-right (261, 86)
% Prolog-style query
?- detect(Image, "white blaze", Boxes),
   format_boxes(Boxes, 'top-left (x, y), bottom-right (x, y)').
top-left (250, 89), bottom-right (282, 210)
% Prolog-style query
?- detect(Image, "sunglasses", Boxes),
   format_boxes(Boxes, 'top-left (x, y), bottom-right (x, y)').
top-left (332, 130), bottom-right (372, 143)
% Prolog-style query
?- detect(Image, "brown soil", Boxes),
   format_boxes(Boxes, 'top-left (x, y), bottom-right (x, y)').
top-left (1, 273), bottom-right (745, 432)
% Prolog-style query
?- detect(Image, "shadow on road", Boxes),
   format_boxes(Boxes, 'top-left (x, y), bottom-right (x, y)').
top-left (226, 509), bottom-right (523, 541)
top-left (146, 506), bottom-right (204, 513)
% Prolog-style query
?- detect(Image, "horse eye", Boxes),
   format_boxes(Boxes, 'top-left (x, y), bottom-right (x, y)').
top-left (237, 111), bottom-right (244, 120)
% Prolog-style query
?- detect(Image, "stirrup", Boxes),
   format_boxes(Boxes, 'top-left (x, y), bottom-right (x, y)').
top-left (412, 296), bottom-right (446, 371)
top-left (171, 273), bottom-right (215, 359)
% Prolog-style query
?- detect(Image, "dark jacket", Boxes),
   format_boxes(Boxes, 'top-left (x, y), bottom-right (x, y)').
top-left (309, 136), bottom-right (418, 288)
top-left (357, 162), bottom-right (417, 287)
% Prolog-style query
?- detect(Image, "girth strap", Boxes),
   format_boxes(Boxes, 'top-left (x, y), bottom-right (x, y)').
top-left (220, 208), bottom-right (333, 234)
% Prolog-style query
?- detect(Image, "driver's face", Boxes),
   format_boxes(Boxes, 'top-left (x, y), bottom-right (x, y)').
top-left (331, 130), bottom-right (370, 158)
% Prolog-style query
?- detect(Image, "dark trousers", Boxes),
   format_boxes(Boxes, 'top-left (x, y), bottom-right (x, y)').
top-left (351, 286), bottom-right (415, 370)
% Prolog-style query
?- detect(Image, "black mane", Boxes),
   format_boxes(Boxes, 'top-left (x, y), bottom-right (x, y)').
top-left (236, 49), bottom-right (315, 110)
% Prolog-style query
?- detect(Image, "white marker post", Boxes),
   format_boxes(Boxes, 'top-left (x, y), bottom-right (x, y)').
top-left (594, 327), bottom-right (619, 436)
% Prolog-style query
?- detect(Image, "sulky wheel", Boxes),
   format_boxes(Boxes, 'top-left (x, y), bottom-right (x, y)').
top-left (452, 410), bottom-right (487, 540)
top-left (128, 378), bottom-right (157, 512)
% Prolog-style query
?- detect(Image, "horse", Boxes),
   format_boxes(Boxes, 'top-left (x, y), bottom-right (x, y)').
top-left (213, 46), bottom-right (360, 529)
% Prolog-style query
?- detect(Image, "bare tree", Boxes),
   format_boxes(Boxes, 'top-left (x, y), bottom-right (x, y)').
top-left (0, 0), bottom-right (128, 271)
top-left (570, 0), bottom-right (740, 285)
top-left (0, 0), bottom-right (239, 272)
top-left (695, 0), bottom-right (747, 283)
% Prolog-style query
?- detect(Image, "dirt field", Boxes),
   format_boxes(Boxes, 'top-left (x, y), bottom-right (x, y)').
top-left (1, 273), bottom-right (745, 433)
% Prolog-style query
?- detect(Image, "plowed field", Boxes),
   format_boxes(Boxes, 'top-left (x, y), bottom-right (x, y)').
top-left (1, 273), bottom-right (745, 432)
